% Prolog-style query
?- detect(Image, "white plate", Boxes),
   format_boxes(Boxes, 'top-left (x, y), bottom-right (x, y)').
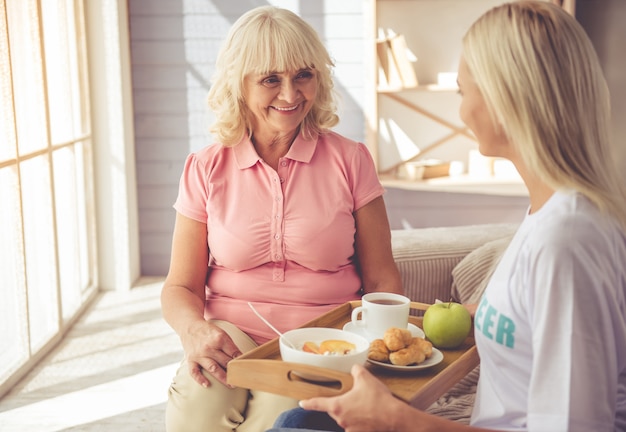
top-left (342, 322), bottom-right (425, 341)
top-left (367, 347), bottom-right (444, 371)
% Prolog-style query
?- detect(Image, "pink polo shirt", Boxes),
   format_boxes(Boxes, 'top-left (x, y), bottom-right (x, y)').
top-left (174, 131), bottom-right (384, 344)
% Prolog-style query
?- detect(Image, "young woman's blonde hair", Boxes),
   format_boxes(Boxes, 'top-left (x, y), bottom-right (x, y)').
top-left (207, 6), bottom-right (339, 146)
top-left (462, 1), bottom-right (626, 230)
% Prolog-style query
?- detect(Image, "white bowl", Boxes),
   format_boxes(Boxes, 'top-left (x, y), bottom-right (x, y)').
top-left (279, 327), bottom-right (369, 374)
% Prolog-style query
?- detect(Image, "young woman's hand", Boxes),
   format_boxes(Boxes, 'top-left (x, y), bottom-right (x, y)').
top-left (464, 303), bottom-right (478, 317)
top-left (300, 364), bottom-right (405, 431)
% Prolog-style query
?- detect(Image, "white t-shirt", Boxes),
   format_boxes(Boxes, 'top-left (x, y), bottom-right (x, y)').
top-left (471, 191), bottom-right (626, 431)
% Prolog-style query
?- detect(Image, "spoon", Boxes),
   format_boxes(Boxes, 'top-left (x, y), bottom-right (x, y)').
top-left (247, 302), bottom-right (298, 349)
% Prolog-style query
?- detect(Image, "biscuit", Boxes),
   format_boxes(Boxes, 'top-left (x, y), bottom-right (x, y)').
top-left (367, 339), bottom-right (390, 362)
top-left (383, 327), bottom-right (413, 351)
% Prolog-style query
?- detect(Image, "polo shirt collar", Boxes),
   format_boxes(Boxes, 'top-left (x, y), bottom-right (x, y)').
top-left (233, 132), bottom-right (319, 169)
top-left (286, 133), bottom-right (317, 163)
top-left (233, 137), bottom-right (260, 169)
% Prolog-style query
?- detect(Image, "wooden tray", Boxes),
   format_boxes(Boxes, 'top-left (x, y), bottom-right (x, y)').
top-left (227, 301), bottom-right (478, 409)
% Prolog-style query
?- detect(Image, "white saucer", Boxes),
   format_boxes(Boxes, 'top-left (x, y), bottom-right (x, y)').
top-left (367, 348), bottom-right (443, 371)
top-left (342, 322), bottom-right (425, 341)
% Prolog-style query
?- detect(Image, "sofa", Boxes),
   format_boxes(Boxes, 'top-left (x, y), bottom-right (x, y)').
top-left (391, 222), bottom-right (518, 423)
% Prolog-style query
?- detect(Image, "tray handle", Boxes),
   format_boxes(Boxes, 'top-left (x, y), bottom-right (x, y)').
top-left (228, 359), bottom-right (354, 399)
top-left (410, 301), bottom-right (431, 312)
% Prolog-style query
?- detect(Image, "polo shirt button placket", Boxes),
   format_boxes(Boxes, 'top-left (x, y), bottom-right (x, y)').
top-left (272, 159), bottom-right (287, 281)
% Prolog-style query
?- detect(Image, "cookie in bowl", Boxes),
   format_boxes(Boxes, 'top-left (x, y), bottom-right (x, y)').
top-left (279, 327), bottom-right (369, 373)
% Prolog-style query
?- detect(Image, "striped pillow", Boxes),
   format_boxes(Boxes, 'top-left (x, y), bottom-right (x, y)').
top-left (451, 235), bottom-right (513, 305)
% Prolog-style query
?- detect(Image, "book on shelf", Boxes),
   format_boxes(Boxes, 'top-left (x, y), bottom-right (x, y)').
top-left (376, 38), bottom-right (403, 90)
top-left (388, 34), bottom-right (418, 88)
top-left (376, 33), bottom-right (418, 91)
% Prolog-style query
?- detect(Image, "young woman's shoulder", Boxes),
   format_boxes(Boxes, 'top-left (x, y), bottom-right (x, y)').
top-left (531, 192), bottom-right (624, 255)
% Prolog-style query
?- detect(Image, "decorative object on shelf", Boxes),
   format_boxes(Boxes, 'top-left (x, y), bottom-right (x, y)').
top-left (466, 151), bottom-right (522, 182)
top-left (436, 72), bottom-right (458, 89)
top-left (467, 149), bottom-right (494, 178)
top-left (404, 159), bottom-right (451, 181)
top-left (376, 32), bottom-right (418, 91)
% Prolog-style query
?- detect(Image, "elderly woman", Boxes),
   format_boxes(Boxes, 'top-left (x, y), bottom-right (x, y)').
top-left (270, 1), bottom-right (626, 431)
top-left (160, 6), bottom-right (403, 432)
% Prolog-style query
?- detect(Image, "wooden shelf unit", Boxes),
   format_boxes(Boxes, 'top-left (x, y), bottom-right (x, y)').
top-left (366, 0), bottom-right (525, 195)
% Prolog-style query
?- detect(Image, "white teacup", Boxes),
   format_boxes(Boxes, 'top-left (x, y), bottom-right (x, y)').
top-left (351, 292), bottom-right (410, 337)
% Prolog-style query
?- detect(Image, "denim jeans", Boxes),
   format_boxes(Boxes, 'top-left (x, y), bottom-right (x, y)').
top-left (266, 407), bottom-right (344, 432)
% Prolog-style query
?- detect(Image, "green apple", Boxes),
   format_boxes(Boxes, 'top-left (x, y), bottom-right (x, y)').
top-left (423, 302), bottom-right (472, 349)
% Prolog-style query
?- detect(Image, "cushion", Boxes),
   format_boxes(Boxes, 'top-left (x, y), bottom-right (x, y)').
top-left (451, 234), bottom-right (514, 305)
top-left (426, 367), bottom-right (480, 423)
top-left (392, 224), bottom-right (519, 305)
top-left (427, 232), bottom-right (514, 422)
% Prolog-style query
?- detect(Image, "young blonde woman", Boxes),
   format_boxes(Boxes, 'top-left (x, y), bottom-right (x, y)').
top-left (270, 2), bottom-right (626, 431)
top-left (160, 6), bottom-right (403, 432)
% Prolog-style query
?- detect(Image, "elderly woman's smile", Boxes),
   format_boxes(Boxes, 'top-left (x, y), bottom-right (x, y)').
top-left (245, 69), bottom-right (317, 136)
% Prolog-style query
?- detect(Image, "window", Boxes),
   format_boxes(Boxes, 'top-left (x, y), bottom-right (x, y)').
top-left (0, 0), bottom-right (97, 396)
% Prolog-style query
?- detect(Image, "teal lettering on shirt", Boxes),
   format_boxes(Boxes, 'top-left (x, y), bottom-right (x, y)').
top-left (483, 304), bottom-right (497, 339)
top-left (496, 315), bottom-right (515, 348)
top-left (474, 296), bottom-right (488, 332)
top-left (474, 296), bottom-right (515, 349)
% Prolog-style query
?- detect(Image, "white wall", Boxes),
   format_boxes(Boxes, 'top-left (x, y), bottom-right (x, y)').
top-left (385, 188), bottom-right (527, 230)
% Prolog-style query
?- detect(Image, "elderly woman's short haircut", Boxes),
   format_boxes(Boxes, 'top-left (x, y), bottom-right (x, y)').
top-left (208, 6), bottom-right (339, 146)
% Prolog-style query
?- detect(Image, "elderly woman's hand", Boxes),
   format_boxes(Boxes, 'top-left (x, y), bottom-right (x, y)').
top-left (180, 320), bottom-right (242, 388)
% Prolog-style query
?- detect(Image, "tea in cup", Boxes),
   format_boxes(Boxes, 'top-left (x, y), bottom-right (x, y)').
top-left (351, 292), bottom-right (410, 337)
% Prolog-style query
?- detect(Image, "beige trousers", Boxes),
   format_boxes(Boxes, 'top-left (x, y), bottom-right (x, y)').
top-left (165, 320), bottom-right (299, 432)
